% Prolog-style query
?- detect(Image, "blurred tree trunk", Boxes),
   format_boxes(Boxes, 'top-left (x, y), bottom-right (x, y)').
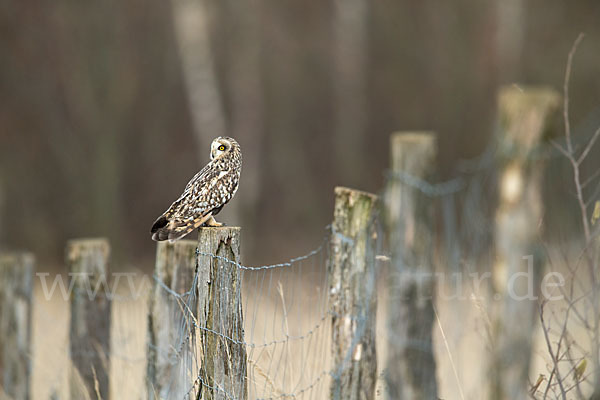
top-left (333, 0), bottom-right (368, 187)
top-left (495, 0), bottom-right (525, 82)
top-left (48, 2), bottom-right (127, 246)
top-left (226, 0), bottom-right (264, 230)
top-left (490, 86), bottom-right (560, 400)
top-left (385, 133), bottom-right (439, 400)
top-left (0, 176), bottom-right (3, 244)
top-left (171, 0), bottom-right (258, 229)
top-left (92, 131), bottom-right (122, 242)
top-left (171, 2), bottom-right (228, 150)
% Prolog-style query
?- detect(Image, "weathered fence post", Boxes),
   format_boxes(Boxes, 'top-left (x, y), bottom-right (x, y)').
top-left (0, 253), bottom-right (34, 400)
top-left (147, 240), bottom-right (198, 399)
top-left (491, 86), bottom-right (560, 399)
top-left (67, 238), bottom-right (111, 400)
top-left (384, 132), bottom-right (438, 400)
top-left (328, 186), bottom-right (378, 400)
top-left (195, 227), bottom-right (247, 400)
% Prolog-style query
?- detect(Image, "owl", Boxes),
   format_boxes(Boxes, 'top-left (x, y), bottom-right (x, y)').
top-left (151, 136), bottom-right (242, 242)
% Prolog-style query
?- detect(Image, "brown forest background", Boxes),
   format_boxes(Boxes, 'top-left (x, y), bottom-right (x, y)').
top-left (1, 0), bottom-right (600, 268)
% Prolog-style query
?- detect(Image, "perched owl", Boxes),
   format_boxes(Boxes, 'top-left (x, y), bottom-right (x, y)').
top-left (151, 136), bottom-right (242, 242)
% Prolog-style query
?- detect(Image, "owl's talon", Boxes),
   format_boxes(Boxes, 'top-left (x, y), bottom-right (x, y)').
top-left (205, 216), bottom-right (223, 227)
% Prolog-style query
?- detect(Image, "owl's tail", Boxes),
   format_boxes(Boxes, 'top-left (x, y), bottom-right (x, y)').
top-left (150, 214), bottom-right (211, 242)
top-left (151, 215), bottom-right (180, 242)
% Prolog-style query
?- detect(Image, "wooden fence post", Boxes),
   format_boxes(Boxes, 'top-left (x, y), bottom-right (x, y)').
top-left (194, 227), bottom-right (247, 400)
top-left (67, 238), bottom-right (111, 400)
top-left (0, 253), bottom-right (34, 400)
top-left (384, 132), bottom-right (438, 400)
top-left (147, 240), bottom-right (198, 399)
top-left (491, 86), bottom-right (560, 399)
top-left (328, 186), bottom-right (378, 400)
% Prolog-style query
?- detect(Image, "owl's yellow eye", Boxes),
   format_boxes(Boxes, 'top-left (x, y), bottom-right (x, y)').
top-left (218, 145), bottom-right (226, 151)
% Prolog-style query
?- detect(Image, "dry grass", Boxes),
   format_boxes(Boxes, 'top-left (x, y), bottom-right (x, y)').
top-left (26, 254), bottom-right (595, 399)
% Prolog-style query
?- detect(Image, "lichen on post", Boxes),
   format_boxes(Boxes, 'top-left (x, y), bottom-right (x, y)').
top-left (384, 132), bottom-right (438, 400)
top-left (67, 238), bottom-right (111, 400)
top-left (491, 86), bottom-right (560, 400)
top-left (0, 252), bottom-right (34, 400)
top-left (328, 186), bottom-right (379, 400)
top-left (147, 239), bottom-right (198, 399)
top-left (195, 227), bottom-right (247, 400)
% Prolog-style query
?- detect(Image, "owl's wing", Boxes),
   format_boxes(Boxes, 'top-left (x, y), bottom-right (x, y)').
top-left (183, 161), bottom-right (213, 192)
top-left (151, 165), bottom-right (223, 242)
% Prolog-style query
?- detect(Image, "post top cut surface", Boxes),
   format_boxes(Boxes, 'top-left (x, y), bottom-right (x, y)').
top-left (197, 226), bottom-right (241, 232)
top-left (391, 131), bottom-right (436, 145)
top-left (196, 226), bottom-right (242, 249)
top-left (498, 85), bottom-right (560, 105)
top-left (65, 238), bottom-right (110, 261)
top-left (66, 238), bottom-right (110, 249)
top-left (335, 186), bottom-right (378, 201)
top-left (497, 85), bottom-right (561, 152)
top-left (0, 252), bottom-right (35, 265)
top-left (389, 131), bottom-right (437, 175)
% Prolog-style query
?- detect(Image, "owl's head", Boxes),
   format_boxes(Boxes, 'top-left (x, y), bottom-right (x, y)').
top-left (210, 137), bottom-right (240, 160)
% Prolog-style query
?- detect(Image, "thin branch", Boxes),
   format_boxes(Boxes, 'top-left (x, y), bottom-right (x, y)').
top-left (563, 345), bottom-right (586, 400)
top-left (563, 33), bottom-right (585, 155)
top-left (585, 180), bottom-right (600, 207)
top-left (543, 365), bottom-right (555, 400)
top-left (433, 305), bottom-right (465, 400)
top-left (540, 301), bottom-right (568, 399)
top-left (581, 167), bottom-right (600, 189)
top-left (562, 33), bottom-right (592, 243)
top-left (560, 35), bottom-right (600, 388)
top-left (551, 140), bottom-right (574, 162)
top-left (577, 126), bottom-right (600, 165)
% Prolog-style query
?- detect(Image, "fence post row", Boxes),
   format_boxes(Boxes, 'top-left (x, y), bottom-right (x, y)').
top-left (328, 186), bottom-right (379, 400)
top-left (0, 253), bottom-right (34, 400)
top-left (0, 87), bottom-right (562, 400)
top-left (67, 238), bottom-right (111, 400)
top-left (385, 132), bottom-right (438, 400)
top-left (491, 86), bottom-right (560, 399)
top-left (147, 239), bottom-right (198, 399)
top-left (195, 227), bottom-right (247, 400)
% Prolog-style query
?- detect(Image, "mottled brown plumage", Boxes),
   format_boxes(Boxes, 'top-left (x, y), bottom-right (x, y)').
top-left (151, 137), bottom-right (242, 242)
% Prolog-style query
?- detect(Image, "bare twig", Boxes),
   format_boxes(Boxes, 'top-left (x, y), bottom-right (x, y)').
top-left (562, 33), bottom-right (593, 242)
top-left (277, 281), bottom-right (294, 393)
top-left (433, 305), bottom-right (465, 400)
top-left (540, 301), bottom-right (567, 399)
top-left (563, 33), bottom-right (585, 156)
top-left (91, 366), bottom-right (103, 400)
top-left (577, 126), bottom-right (600, 166)
top-left (551, 141), bottom-right (572, 161)
top-left (582, 168), bottom-right (600, 191)
top-left (555, 31), bottom-right (600, 398)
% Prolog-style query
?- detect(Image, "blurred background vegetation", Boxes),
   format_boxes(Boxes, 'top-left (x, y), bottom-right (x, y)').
top-left (1, 0), bottom-right (599, 268)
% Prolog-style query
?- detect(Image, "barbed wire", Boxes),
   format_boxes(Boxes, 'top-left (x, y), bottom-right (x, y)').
top-left (147, 219), bottom-right (388, 400)
top-left (148, 231), bottom-right (335, 399)
top-left (385, 170), bottom-right (466, 197)
top-left (155, 273), bottom-right (335, 349)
